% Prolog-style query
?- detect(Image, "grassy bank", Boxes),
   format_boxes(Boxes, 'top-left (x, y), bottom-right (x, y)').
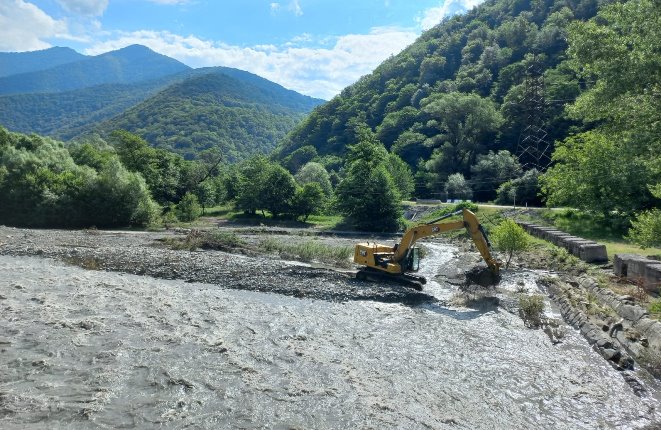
top-left (163, 229), bottom-right (353, 268)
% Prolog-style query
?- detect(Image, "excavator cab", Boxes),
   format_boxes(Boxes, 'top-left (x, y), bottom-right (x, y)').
top-left (404, 247), bottom-right (420, 272)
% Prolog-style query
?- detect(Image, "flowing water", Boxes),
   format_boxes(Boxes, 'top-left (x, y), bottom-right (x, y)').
top-left (1, 243), bottom-right (660, 429)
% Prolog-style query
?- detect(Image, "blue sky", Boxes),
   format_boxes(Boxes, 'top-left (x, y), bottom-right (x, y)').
top-left (0, 0), bottom-right (484, 99)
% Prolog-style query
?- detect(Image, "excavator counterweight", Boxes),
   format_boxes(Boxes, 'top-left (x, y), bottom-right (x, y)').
top-left (353, 208), bottom-right (500, 289)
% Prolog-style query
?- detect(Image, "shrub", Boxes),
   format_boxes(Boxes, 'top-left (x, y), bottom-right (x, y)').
top-left (176, 192), bottom-right (202, 222)
top-left (491, 219), bottom-right (531, 268)
top-left (519, 294), bottom-right (545, 327)
top-left (627, 209), bottom-right (661, 248)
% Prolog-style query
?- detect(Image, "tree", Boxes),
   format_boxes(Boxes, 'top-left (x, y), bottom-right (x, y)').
top-left (470, 150), bottom-right (522, 201)
top-left (628, 209), bottom-right (661, 249)
top-left (261, 165), bottom-right (297, 217)
top-left (295, 162), bottom-right (333, 196)
top-left (542, 0), bottom-right (660, 227)
top-left (445, 173), bottom-right (473, 201)
top-left (421, 92), bottom-right (503, 172)
top-left (283, 145), bottom-right (318, 173)
top-left (195, 180), bottom-right (217, 215)
top-left (628, 185), bottom-right (661, 248)
top-left (0, 128), bottom-right (158, 228)
top-left (541, 132), bottom-right (651, 220)
top-left (496, 169), bottom-right (541, 206)
top-left (292, 182), bottom-right (326, 221)
top-left (491, 219), bottom-right (531, 268)
top-left (335, 127), bottom-right (402, 232)
top-left (386, 153), bottom-right (415, 200)
top-left (235, 155), bottom-right (272, 215)
top-left (176, 192), bottom-right (201, 222)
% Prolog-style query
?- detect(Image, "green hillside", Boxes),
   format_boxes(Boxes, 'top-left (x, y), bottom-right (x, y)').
top-left (94, 71), bottom-right (324, 161)
top-left (276, 0), bottom-right (603, 198)
top-left (0, 76), bottom-right (181, 139)
top-left (0, 45), bottom-right (190, 95)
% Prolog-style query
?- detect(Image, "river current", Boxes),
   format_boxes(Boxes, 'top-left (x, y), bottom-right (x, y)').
top-left (0, 243), bottom-right (659, 429)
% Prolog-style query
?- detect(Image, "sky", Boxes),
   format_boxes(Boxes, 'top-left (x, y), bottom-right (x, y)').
top-left (0, 0), bottom-right (484, 99)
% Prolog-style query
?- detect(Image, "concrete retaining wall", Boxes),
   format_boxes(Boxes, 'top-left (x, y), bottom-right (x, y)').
top-left (516, 222), bottom-right (608, 263)
top-left (614, 254), bottom-right (661, 293)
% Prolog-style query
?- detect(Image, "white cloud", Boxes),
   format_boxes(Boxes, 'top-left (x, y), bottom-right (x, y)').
top-left (419, 0), bottom-right (485, 30)
top-left (146, 0), bottom-right (191, 4)
top-left (0, 0), bottom-right (69, 51)
top-left (289, 0), bottom-right (303, 16)
top-left (270, 2), bottom-right (280, 12)
top-left (84, 26), bottom-right (417, 99)
top-left (56, 0), bottom-right (109, 16)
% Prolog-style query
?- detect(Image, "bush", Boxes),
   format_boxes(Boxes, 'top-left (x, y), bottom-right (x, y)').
top-left (176, 192), bottom-right (202, 222)
top-left (519, 294), bottom-right (545, 327)
top-left (627, 209), bottom-right (661, 248)
top-left (491, 219), bottom-right (531, 268)
top-left (649, 299), bottom-right (661, 317)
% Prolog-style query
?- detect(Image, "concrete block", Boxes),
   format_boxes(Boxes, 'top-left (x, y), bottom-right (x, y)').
top-left (578, 243), bottom-right (608, 263)
top-left (549, 233), bottom-right (572, 247)
top-left (644, 263), bottom-right (661, 293)
top-left (540, 230), bottom-right (563, 241)
top-left (614, 254), bottom-right (640, 276)
top-left (563, 238), bottom-right (593, 256)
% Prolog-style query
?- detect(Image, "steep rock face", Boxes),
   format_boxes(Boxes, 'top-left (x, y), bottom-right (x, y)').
top-left (0, 45), bottom-right (191, 95)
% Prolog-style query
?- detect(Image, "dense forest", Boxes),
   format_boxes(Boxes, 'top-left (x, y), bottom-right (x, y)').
top-left (92, 71), bottom-right (323, 161)
top-left (0, 0), bottom-right (658, 241)
top-left (276, 0), bottom-right (599, 196)
top-left (272, 0), bottom-right (659, 238)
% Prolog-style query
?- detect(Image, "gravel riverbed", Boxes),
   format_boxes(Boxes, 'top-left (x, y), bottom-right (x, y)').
top-left (1, 226), bottom-right (660, 429)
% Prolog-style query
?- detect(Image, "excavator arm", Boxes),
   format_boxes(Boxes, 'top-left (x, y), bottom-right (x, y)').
top-left (353, 208), bottom-right (499, 289)
top-left (392, 208), bottom-right (499, 274)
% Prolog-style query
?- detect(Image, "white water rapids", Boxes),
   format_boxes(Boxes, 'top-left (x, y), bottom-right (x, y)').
top-left (1, 243), bottom-right (659, 429)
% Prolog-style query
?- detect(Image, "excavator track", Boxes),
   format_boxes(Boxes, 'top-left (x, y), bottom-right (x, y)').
top-left (355, 267), bottom-right (426, 291)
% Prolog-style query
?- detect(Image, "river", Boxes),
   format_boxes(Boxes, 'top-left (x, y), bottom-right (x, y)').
top-left (0, 242), bottom-right (659, 429)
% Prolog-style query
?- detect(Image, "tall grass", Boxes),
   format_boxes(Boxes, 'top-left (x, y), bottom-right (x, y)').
top-left (259, 238), bottom-right (353, 267)
top-left (165, 230), bottom-right (243, 251)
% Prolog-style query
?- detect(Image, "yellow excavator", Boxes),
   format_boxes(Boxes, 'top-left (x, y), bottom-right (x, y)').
top-left (353, 208), bottom-right (500, 290)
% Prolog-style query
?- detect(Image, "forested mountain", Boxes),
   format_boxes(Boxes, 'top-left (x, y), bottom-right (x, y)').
top-left (0, 45), bottom-right (190, 95)
top-left (0, 75), bottom-right (183, 139)
top-left (92, 70), bottom-right (324, 161)
top-left (0, 47), bottom-right (85, 78)
top-left (276, 0), bottom-right (604, 198)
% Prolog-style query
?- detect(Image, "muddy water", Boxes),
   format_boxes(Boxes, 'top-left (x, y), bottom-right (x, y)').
top-left (1, 245), bottom-right (660, 429)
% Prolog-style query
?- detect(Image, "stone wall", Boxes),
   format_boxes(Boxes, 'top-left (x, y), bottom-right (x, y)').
top-left (614, 254), bottom-right (661, 293)
top-left (516, 222), bottom-right (608, 263)
top-left (543, 276), bottom-right (661, 382)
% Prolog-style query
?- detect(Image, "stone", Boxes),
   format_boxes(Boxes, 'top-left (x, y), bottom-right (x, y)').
top-left (596, 338), bottom-right (614, 349)
top-left (617, 304), bottom-right (648, 323)
top-left (602, 348), bottom-right (621, 361)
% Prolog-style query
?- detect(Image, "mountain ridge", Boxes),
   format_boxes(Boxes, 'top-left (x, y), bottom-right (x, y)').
top-left (0, 46), bottom-right (86, 78)
top-left (0, 44), bottom-right (191, 96)
top-left (91, 70), bottom-right (323, 161)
